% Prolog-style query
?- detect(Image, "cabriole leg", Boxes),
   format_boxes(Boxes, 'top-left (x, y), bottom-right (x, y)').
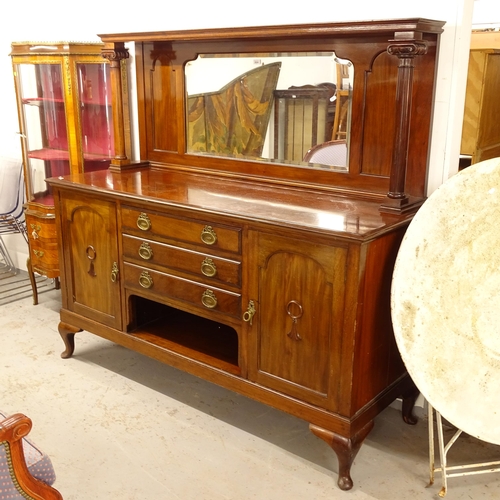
top-left (26, 257), bottom-right (38, 306)
top-left (310, 420), bottom-right (374, 491)
top-left (58, 322), bottom-right (82, 358)
top-left (401, 382), bottom-right (420, 425)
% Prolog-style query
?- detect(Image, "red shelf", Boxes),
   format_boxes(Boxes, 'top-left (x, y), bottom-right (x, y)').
top-left (28, 149), bottom-right (113, 161)
top-left (29, 149), bottom-right (69, 161)
top-left (32, 193), bottom-right (55, 207)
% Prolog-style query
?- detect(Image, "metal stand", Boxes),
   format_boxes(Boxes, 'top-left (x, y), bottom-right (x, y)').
top-left (428, 401), bottom-right (500, 497)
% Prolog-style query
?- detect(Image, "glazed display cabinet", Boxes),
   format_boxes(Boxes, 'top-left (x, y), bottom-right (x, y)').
top-left (10, 42), bottom-right (129, 304)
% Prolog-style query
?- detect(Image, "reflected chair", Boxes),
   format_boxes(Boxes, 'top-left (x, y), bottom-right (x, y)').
top-left (273, 85), bottom-right (332, 163)
top-left (331, 60), bottom-right (352, 141)
top-left (303, 139), bottom-right (348, 168)
top-left (0, 411), bottom-right (62, 499)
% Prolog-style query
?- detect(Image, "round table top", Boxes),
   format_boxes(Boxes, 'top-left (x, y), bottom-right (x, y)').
top-left (391, 157), bottom-right (500, 445)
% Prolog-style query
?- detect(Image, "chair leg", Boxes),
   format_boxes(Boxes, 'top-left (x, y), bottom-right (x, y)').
top-left (0, 236), bottom-right (16, 274)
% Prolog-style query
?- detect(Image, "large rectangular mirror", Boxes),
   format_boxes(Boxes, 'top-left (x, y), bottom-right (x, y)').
top-left (185, 52), bottom-right (353, 172)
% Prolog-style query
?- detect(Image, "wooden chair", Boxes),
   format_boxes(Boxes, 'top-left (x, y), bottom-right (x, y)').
top-left (273, 85), bottom-right (333, 163)
top-left (331, 62), bottom-right (352, 141)
top-left (0, 412), bottom-right (63, 499)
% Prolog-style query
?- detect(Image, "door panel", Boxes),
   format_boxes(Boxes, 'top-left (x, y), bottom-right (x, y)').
top-left (60, 194), bottom-right (121, 329)
top-left (248, 230), bottom-right (347, 409)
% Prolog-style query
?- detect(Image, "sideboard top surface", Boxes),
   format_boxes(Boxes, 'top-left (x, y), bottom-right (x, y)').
top-left (48, 168), bottom-right (411, 240)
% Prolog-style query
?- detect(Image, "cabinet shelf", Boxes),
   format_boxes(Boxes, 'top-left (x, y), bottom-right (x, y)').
top-left (28, 148), bottom-right (113, 162)
top-left (22, 97), bottom-right (64, 106)
top-left (130, 298), bottom-right (240, 375)
top-left (22, 97), bottom-right (112, 107)
top-left (28, 149), bottom-right (69, 161)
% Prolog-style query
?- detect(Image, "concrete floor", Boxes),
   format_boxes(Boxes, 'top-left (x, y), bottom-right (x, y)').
top-left (1, 288), bottom-right (499, 499)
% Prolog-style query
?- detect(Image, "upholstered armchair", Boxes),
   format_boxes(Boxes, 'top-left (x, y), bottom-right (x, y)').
top-left (0, 411), bottom-right (62, 499)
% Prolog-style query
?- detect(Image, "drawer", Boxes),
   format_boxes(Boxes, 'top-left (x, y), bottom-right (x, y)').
top-left (122, 235), bottom-right (241, 286)
top-left (30, 240), bottom-right (59, 275)
top-left (25, 213), bottom-right (57, 242)
top-left (123, 263), bottom-right (241, 318)
top-left (121, 206), bottom-right (241, 254)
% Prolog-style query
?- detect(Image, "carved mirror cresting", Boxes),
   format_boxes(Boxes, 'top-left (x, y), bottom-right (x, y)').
top-left (185, 53), bottom-right (353, 172)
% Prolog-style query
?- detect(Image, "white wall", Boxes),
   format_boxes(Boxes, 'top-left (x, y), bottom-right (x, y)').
top-left (0, 0), bottom-right (476, 269)
top-left (473, 0), bottom-right (500, 27)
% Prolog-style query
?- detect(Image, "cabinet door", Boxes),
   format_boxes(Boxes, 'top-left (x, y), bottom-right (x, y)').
top-left (247, 230), bottom-right (347, 409)
top-left (60, 193), bottom-right (121, 329)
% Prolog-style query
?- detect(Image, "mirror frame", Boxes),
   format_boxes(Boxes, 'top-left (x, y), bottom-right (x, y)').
top-left (100, 18), bottom-right (445, 213)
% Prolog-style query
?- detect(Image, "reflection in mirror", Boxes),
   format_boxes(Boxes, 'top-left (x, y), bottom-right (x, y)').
top-left (185, 53), bottom-right (353, 171)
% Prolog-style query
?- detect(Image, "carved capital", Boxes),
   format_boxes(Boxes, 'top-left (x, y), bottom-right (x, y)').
top-left (387, 40), bottom-right (428, 59)
top-left (151, 42), bottom-right (176, 67)
top-left (101, 43), bottom-right (129, 67)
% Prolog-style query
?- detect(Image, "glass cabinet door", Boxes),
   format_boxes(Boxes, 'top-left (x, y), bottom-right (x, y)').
top-left (76, 62), bottom-right (115, 172)
top-left (16, 62), bottom-right (69, 205)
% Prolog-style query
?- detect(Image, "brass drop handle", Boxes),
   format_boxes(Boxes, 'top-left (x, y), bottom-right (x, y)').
top-left (201, 257), bottom-right (217, 277)
top-left (87, 245), bottom-right (97, 277)
top-left (137, 212), bottom-right (151, 231)
top-left (201, 289), bottom-right (217, 309)
top-left (200, 225), bottom-right (217, 245)
top-left (286, 300), bottom-right (303, 341)
top-left (139, 271), bottom-right (153, 289)
top-left (243, 300), bottom-right (256, 326)
top-left (138, 242), bottom-right (153, 260)
top-left (110, 262), bottom-right (119, 283)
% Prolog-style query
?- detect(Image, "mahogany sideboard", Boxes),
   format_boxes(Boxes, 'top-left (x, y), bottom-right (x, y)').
top-left (47, 18), bottom-right (444, 490)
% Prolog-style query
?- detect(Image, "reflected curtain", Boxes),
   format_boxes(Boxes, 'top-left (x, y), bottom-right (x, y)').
top-left (187, 62), bottom-right (281, 157)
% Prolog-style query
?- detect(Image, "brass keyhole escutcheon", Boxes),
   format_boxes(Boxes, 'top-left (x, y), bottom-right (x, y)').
top-left (200, 225), bottom-right (217, 245)
top-left (137, 212), bottom-right (152, 231)
top-left (201, 257), bottom-right (217, 277)
top-left (201, 289), bottom-right (217, 309)
top-left (86, 245), bottom-right (97, 277)
top-left (286, 300), bottom-right (303, 341)
top-left (138, 242), bottom-right (153, 260)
